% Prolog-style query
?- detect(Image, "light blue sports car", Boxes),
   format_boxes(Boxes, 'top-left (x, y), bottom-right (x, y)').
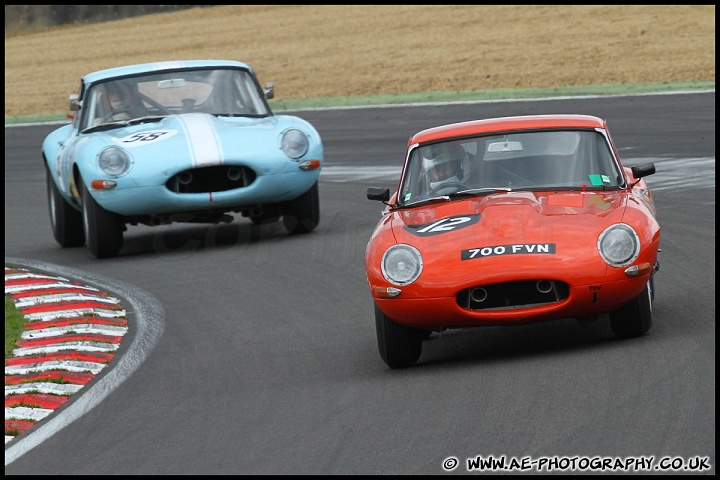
top-left (42, 60), bottom-right (323, 259)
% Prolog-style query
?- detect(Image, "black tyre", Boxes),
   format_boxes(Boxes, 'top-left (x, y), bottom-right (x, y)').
top-left (251, 215), bottom-right (280, 225)
top-left (374, 303), bottom-right (422, 369)
top-left (282, 181), bottom-right (320, 235)
top-left (46, 165), bottom-right (85, 247)
top-left (250, 205), bottom-right (281, 225)
top-left (80, 178), bottom-right (124, 259)
top-left (649, 274), bottom-right (656, 302)
top-left (610, 279), bottom-right (653, 339)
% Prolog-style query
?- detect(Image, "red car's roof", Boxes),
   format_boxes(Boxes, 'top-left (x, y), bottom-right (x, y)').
top-left (409, 114), bottom-right (607, 145)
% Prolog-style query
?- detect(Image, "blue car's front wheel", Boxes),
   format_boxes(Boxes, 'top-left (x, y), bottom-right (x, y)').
top-left (282, 181), bottom-right (320, 235)
top-left (80, 178), bottom-right (125, 259)
top-left (46, 164), bottom-right (84, 248)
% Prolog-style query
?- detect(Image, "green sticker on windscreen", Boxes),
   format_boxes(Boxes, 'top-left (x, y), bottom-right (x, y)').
top-left (588, 174), bottom-right (604, 186)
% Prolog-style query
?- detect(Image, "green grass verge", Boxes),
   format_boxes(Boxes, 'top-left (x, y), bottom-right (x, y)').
top-left (5, 295), bottom-right (26, 359)
top-left (5, 80), bottom-right (714, 124)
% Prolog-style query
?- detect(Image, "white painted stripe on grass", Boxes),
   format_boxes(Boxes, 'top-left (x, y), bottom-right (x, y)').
top-left (5, 407), bottom-right (55, 422)
top-left (4, 273), bottom-right (69, 282)
top-left (5, 383), bottom-right (83, 395)
top-left (14, 294), bottom-right (121, 307)
top-left (21, 324), bottom-right (128, 339)
top-left (22, 308), bottom-right (126, 321)
top-left (12, 341), bottom-right (120, 357)
top-left (5, 282), bottom-right (100, 294)
top-left (5, 360), bottom-right (107, 375)
top-left (5, 257), bottom-right (165, 466)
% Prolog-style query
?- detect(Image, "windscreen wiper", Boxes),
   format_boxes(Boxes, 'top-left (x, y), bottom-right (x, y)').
top-left (398, 188), bottom-right (514, 209)
top-left (81, 121), bottom-right (128, 134)
top-left (126, 115), bottom-right (166, 125)
top-left (398, 196), bottom-right (452, 208)
top-left (81, 115), bottom-right (166, 134)
top-left (449, 187), bottom-right (513, 197)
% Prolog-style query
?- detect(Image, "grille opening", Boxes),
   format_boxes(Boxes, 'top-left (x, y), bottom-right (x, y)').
top-left (457, 280), bottom-right (569, 310)
top-left (167, 165), bottom-right (256, 193)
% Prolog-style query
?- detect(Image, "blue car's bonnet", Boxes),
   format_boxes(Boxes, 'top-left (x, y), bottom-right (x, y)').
top-left (80, 113), bottom-right (320, 171)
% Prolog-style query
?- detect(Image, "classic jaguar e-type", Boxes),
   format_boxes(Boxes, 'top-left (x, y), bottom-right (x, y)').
top-left (43, 60), bottom-right (323, 258)
top-left (365, 115), bottom-right (660, 368)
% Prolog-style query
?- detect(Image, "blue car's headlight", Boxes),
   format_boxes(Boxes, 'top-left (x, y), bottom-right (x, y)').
top-left (281, 128), bottom-right (309, 159)
top-left (381, 244), bottom-right (423, 286)
top-left (598, 223), bottom-right (640, 267)
top-left (97, 146), bottom-right (132, 177)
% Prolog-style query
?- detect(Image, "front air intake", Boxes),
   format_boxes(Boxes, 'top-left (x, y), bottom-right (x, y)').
top-left (167, 165), bottom-right (256, 193)
top-left (457, 280), bottom-right (569, 310)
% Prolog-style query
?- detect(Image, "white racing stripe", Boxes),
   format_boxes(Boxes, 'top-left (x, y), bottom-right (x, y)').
top-left (177, 113), bottom-right (224, 167)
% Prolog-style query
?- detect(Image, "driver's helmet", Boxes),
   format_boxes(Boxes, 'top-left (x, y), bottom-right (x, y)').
top-left (106, 82), bottom-right (132, 110)
top-left (422, 143), bottom-right (469, 190)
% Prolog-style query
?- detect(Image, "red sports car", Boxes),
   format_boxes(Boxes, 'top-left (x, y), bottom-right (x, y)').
top-left (365, 114), bottom-right (660, 368)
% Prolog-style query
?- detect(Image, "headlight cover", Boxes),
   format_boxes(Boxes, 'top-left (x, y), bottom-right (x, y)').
top-left (598, 223), bottom-right (640, 267)
top-left (381, 244), bottom-right (423, 286)
top-left (97, 146), bottom-right (132, 177)
top-left (281, 129), bottom-right (309, 159)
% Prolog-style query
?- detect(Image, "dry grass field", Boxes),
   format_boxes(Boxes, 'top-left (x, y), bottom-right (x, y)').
top-left (4, 5), bottom-right (715, 118)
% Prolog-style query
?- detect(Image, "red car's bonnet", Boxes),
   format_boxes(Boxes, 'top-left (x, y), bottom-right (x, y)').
top-left (386, 190), bottom-right (628, 286)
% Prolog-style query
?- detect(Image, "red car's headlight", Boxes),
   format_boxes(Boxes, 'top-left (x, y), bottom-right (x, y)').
top-left (598, 223), bottom-right (640, 267)
top-left (381, 244), bottom-right (423, 286)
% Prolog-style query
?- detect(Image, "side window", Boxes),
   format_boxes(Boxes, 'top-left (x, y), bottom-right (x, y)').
top-left (233, 72), bottom-right (267, 114)
top-left (78, 85), bottom-right (106, 129)
top-left (590, 134), bottom-right (622, 186)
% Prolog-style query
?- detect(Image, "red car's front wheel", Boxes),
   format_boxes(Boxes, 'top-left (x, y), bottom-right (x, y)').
top-left (374, 303), bottom-right (423, 369)
top-left (609, 277), bottom-right (653, 338)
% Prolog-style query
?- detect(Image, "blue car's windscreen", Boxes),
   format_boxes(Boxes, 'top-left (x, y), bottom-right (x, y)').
top-left (80, 68), bottom-right (270, 130)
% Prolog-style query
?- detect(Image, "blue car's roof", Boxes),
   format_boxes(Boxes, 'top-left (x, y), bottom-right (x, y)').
top-left (82, 60), bottom-right (253, 84)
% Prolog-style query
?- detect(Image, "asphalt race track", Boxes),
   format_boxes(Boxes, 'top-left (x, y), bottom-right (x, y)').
top-left (4, 92), bottom-right (716, 474)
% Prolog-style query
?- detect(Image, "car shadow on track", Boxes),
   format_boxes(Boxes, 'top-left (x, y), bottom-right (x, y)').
top-left (410, 316), bottom-right (631, 368)
top-left (117, 220), bottom-right (294, 258)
